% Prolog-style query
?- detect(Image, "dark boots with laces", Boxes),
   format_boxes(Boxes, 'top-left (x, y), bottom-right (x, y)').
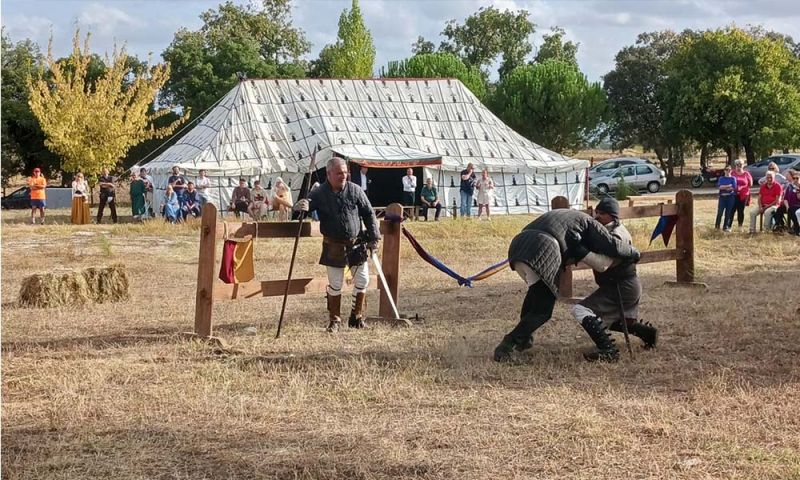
top-left (610, 318), bottom-right (658, 349)
top-left (348, 291), bottom-right (368, 329)
top-left (581, 316), bottom-right (620, 362)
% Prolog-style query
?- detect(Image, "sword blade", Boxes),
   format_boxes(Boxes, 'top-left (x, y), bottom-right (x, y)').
top-left (371, 251), bottom-right (400, 319)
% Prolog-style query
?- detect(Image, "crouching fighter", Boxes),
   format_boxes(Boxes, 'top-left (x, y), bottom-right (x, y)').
top-left (572, 197), bottom-right (657, 360)
top-left (295, 157), bottom-right (380, 332)
top-left (496, 207), bottom-right (641, 362)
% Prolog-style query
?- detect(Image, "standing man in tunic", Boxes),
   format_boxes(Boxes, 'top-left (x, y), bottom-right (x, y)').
top-left (296, 157), bottom-right (381, 331)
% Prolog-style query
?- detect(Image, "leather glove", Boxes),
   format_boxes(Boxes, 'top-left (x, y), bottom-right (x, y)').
top-left (366, 240), bottom-right (380, 252)
top-left (296, 199), bottom-right (309, 212)
top-left (565, 231), bottom-right (590, 264)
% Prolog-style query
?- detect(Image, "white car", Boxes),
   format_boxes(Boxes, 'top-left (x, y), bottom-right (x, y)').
top-left (590, 163), bottom-right (667, 194)
top-left (588, 157), bottom-right (654, 180)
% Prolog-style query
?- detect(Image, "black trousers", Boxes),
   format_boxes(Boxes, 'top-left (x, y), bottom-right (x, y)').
top-left (402, 192), bottom-right (415, 207)
top-left (420, 202), bottom-right (442, 220)
top-left (97, 191), bottom-right (117, 223)
top-left (733, 196), bottom-right (748, 226)
top-left (506, 280), bottom-right (556, 344)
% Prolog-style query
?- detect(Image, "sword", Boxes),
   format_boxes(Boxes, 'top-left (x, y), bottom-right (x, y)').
top-left (371, 251), bottom-right (400, 319)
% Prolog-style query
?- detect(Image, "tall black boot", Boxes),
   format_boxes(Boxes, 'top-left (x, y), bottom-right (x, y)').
top-left (348, 291), bottom-right (367, 329)
top-left (581, 316), bottom-right (619, 362)
top-left (610, 318), bottom-right (658, 349)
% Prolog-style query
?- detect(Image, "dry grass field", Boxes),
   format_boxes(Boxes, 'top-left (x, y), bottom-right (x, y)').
top-left (2, 198), bottom-right (799, 480)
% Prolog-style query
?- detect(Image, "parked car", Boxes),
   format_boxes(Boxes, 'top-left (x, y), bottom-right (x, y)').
top-left (588, 157), bottom-right (654, 179)
top-left (746, 154), bottom-right (800, 182)
top-left (1, 186), bottom-right (74, 209)
top-left (590, 163), bottom-right (667, 194)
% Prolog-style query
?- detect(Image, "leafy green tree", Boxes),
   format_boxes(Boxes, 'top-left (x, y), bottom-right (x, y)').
top-left (489, 60), bottom-right (608, 154)
top-left (439, 6), bottom-right (534, 78)
top-left (382, 52), bottom-right (486, 99)
top-left (604, 31), bottom-right (686, 176)
top-left (309, 44), bottom-right (335, 78)
top-left (28, 28), bottom-right (187, 177)
top-left (534, 27), bottom-right (579, 67)
top-left (161, 0), bottom-right (309, 115)
top-left (1, 31), bottom-right (61, 185)
top-left (411, 36), bottom-right (435, 55)
top-left (326, 0), bottom-right (375, 78)
top-left (663, 27), bottom-right (800, 163)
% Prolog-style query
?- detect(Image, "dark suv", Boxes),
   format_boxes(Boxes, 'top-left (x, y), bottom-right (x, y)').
top-left (1, 187), bottom-right (31, 209)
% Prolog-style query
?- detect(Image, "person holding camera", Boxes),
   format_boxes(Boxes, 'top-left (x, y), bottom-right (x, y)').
top-left (96, 167), bottom-right (117, 224)
top-left (295, 157), bottom-right (381, 332)
top-left (459, 163), bottom-right (477, 217)
top-left (496, 207), bottom-right (641, 363)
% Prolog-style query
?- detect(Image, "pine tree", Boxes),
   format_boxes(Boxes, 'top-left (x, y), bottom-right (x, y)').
top-left (27, 28), bottom-right (188, 176)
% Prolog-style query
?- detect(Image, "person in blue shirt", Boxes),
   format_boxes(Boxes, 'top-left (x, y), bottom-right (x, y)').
top-left (715, 165), bottom-right (737, 232)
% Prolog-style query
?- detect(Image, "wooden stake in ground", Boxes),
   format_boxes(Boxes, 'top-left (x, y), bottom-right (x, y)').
top-left (275, 149), bottom-right (318, 339)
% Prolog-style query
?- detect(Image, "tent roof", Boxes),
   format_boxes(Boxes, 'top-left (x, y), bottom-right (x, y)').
top-left (138, 78), bottom-right (588, 176)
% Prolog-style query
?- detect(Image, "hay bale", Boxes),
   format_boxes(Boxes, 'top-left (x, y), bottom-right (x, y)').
top-left (18, 264), bottom-right (130, 308)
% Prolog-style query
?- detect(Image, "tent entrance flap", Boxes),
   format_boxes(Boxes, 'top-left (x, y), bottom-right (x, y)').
top-left (330, 144), bottom-right (442, 168)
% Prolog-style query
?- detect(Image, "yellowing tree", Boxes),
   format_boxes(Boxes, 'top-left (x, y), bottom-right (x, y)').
top-left (28, 28), bottom-right (188, 175)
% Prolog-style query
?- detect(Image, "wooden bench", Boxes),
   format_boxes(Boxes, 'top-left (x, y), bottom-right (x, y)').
top-left (627, 194), bottom-right (674, 207)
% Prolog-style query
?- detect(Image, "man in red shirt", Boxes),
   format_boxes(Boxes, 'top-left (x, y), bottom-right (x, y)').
top-left (750, 171), bottom-right (783, 233)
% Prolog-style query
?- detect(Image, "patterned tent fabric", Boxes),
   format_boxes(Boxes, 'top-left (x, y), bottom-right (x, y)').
top-left (138, 78), bottom-right (589, 213)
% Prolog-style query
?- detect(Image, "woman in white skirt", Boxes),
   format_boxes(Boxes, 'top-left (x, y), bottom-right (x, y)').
top-left (476, 169), bottom-right (495, 220)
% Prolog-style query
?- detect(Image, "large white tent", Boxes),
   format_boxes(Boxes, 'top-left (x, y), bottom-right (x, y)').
top-left (137, 78), bottom-right (589, 214)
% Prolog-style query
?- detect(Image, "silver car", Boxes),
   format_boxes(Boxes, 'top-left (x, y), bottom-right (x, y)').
top-left (590, 163), bottom-right (667, 194)
top-left (588, 157), bottom-right (653, 179)
top-left (746, 154), bottom-right (800, 182)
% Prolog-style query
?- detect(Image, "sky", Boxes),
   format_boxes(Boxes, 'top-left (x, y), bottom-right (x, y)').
top-left (2, 0), bottom-right (799, 83)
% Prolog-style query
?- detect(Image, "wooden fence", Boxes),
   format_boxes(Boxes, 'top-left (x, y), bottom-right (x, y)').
top-left (193, 203), bottom-right (404, 338)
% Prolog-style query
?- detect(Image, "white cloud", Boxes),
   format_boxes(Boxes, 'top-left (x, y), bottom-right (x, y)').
top-left (3, 14), bottom-right (54, 45)
top-left (77, 2), bottom-right (146, 36)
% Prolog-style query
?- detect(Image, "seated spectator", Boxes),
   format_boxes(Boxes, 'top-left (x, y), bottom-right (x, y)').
top-left (419, 177), bottom-right (442, 221)
top-left (758, 161), bottom-right (788, 186)
top-left (182, 182), bottom-right (202, 219)
top-left (229, 178), bottom-right (251, 218)
top-left (774, 170), bottom-right (800, 235)
top-left (749, 171), bottom-right (783, 233)
top-left (162, 185), bottom-right (180, 224)
top-left (249, 180), bottom-right (270, 220)
top-left (271, 177), bottom-right (293, 221)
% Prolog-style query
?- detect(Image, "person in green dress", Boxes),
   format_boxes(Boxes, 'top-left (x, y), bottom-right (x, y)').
top-left (130, 171), bottom-right (147, 221)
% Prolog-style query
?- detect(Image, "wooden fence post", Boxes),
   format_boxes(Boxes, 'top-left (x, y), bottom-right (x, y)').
top-left (675, 189), bottom-right (695, 283)
top-left (194, 204), bottom-right (218, 337)
top-left (379, 203), bottom-right (402, 318)
top-left (550, 196), bottom-right (573, 299)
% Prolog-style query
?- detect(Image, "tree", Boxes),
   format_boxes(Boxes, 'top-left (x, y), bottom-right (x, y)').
top-left (411, 36), bottom-right (435, 55)
top-left (489, 60), bottom-right (608, 154)
top-left (663, 27), bottom-right (800, 164)
top-left (27, 28), bottom-right (188, 177)
top-left (534, 27), bottom-right (579, 67)
top-left (439, 6), bottom-right (534, 78)
top-left (382, 52), bottom-right (487, 99)
top-left (326, 0), bottom-right (375, 78)
top-left (162, 0), bottom-right (309, 115)
top-left (309, 44), bottom-right (335, 78)
top-left (604, 31), bottom-right (686, 177)
top-left (1, 31), bottom-right (61, 185)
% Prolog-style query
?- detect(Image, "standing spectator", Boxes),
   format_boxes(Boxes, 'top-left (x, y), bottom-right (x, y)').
top-left (182, 182), bottom-right (202, 219)
top-left (139, 168), bottom-right (154, 218)
top-left (758, 162), bottom-right (788, 186)
top-left (248, 180), bottom-right (269, 220)
top-left (168, 166), bottom-right (187, 207)
top-left (715, 165), bottom-right (737, 232)
top-left (96, 167), bottom-right (117, 224)
top-left (130, 171), bottom-right (147, 221)
top-left (476, 169), bottom-right (495, 220)
top-left (229, 178), bottom-right (251, 218)
top-left (401, 168), bottom-right (417, 207)
top-left (195, 169), bottom-right (212, 211)
top-left (750, 171), bottom-right (783, 233)
top-left (351, 165), bottom-right (371, 199)
top-left (271, 177), bottom-right (293, 221)
top-left (419, 177), bottom-right (442, 221)
top-left (70, 172), bottom-right (90, 225)
top-left (459, 162), bottom-right (477, 218)
top-left (27, 167), bottom-right (47, 225)
top-left (731, 159), bottom-right (753, 231)
top-left (774, 170), bottom-right (800, 235)
top-left (162, 185), bottom-right (180, 223)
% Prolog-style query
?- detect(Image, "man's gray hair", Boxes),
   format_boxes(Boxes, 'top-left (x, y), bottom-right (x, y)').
top-left (326, 157), bottom-right (347, 172)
